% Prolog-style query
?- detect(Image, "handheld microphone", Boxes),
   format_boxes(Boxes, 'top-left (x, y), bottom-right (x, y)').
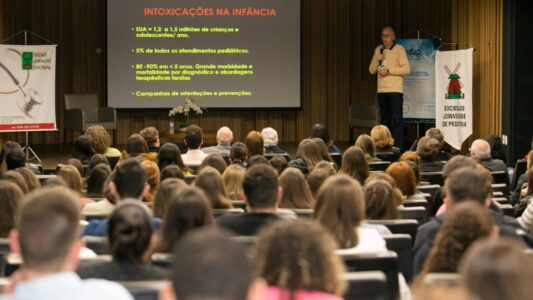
top-left (378, 46), bottom-right (384, 67)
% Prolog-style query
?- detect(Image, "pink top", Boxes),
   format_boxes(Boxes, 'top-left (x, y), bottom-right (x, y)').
top-left (264, 286), bottom-right (343, 300)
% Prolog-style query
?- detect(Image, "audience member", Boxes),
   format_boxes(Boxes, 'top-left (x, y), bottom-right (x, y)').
top-left (78, 201), bottom-right (168, 281)
top-left (199, 153), bottom-right (227, 174)
top-left (139, 126), bottom-right (160, 153)
top-left (85, 164), bottom-right (111, 198)
top-left (311, 137), bottom-right (334, 163)
top-left (57, 165), bottom-right (84, 196)
top-left (156, 187), bottom-right (214, 253)
top-left (140, 160), bottom-right (160, 202)
top-left (85, 125), bottom-right (121, 157)
top-left (371, 125), bottom-right (400, 161)
top-left (0, 141), bottom-right (23, 167)
top-left (262, 127), bottom-right (291, 159)
top-left (470, 138), bottom-right (508, 174)
top-left (4, 187), bottom-right (132, 299)
top-left (417, 137), bottom-right (445, 172)
top-left (6, 149), bottom-right (27, 171)
top-left (269, 155), bottom-right (288, 175)
top-left (307, 168), bottom-right (334, 197)
top-left (157, 142), bottom-right (191, 176)
top-left (365, 172), bottom-right (404, 206)
top-left (72, 134), bottom-right (95, 164)
top-left (229, 142), bottom-right (248, 166)
top-left (222, 164), bottom-right (246, 200)
top-left (82, 172), bottom-right (116, 216)
top-left (88, 154), bottom-right (110, 172)
top-left (355, 134), bottom-right (381, 162)
top-left (246, 154), bottom-right (269, 168)
top-left (425, 128), bottom-right (453, 161)
top-left (0, 180), bottom-right (23, 237)
top-left (459, 238), bottom-right (533, 300)
top-left (152, 178), bottom-right (187, 219)
top-left (244, 130), bottom-right (264, 158)
top-left (516, 167), bottom-right (533, 229)
top-left (14, 167), bottom-right (40, 192)
top-left (278, 167), bottom-right (314, 209)
top-left (122, 133), bottom-right (156, 162)
top-left (253, 220), bottom-right (346, 299)
top-left (159, 165), bottom-right (185, 182)
top-left (511, 149), bottom-right (533, 205)
top-left (309, 123), bottom-right (341, 155)
top-left (181, 124), bottom-right (207, 166)
top-left (364, 179), bottom-right (400, 220)
top-left (386, 162), bottom-right (421, 201)
top-left (217, 164), bottom-right (281, 236)
top-left (195, 166), bottom-right (232, 209)
top-left (202, 126), bottom-right (233, 156)
top-left (339, 146), bottom-right (369, 185)
top-left (66, 158), bottom-right (84, 177)
top-left (2, 170), bottom-right (29, 194)
top-left (289, 138), bottom-right (322, 176)
top-left (484, 134), bottom-right (507, 164)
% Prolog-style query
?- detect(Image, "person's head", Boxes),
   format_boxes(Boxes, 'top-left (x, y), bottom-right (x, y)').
top-left (86, 163), bottom-right (111, 196)
top-left (163, 228), bottom-right (256, 300)
top-left (229, 142), bottom-right (248, 165)
top-left (253, 220), bottom-right (346, 296)
top-left (184, 124), bottom-right (203, 150)
top-left (195, 167), bottom-right (231, 209)
top-left (10, 187), bottom-right (81, 273)
top-left (244, 131), bottom-right (264, 158)
top-left (108, 201), bottom-right (153, 262)
top-left (417, 137), bottom-right (440, 160)
top-left (399, 150), bottom-right (420, 164)
top-left (160, 164), bottom-right (185, 182)
top-left (314, 174), bottom-right (364, 249)
top-left (0, 141), bottom-right (22, 165)
top-left (14, 167), bottom-right (40, 192)
top-left (72, 134), bottom-right (95, 162)
top-left (0, 180), bottom-right (23, 237)
top-left (158, 142), bottom-right (186, 170)
top-left (6, 149), bottom-right (26, 170)
top-left (243, 164), bottom-right (279, 210)
top-left (110, 159), bottom-right (148, 201)
top-left (88, 154), bottom-right (110, 172)
top-left (459, 238), bottom-right (533, 300)
top-left (421, 202), bottom-right (495, 275)
top-left (199, 153), bottom-right (227, 174)
top-left (442, 155), bottom-right (477, 179)
top-left (386, 162), bottom-right (417, 197)
top-left (309, 123), bottom-right (333, 147)
top-left (484, 135), bottom-right (506, 162)
top-left (381, 26), bottom-right (396, 48)
top-left (140, 160), bottom-right (160, 199)
top-left (222, 164), bottom-right (246, 200)
top-left (215, 126), bottom-right (233, 146)
top-left (445, 167), bottom-right (492, 207)
top-left (126, 133), bottom-right (149, 157)
top-left (57, 165), bottom-right (83, 194)
top-left (307, 168), bottom-right (334, 197)
top-left (3, 170), bottom-right (29, 194)
top-left (278, 167), bottom-right (314, 209)
top-left (470, 139), bottom-right (492, 160)
top-left (153, 178), bottom-right (187, 219)
top-left (425, 128), bottom-right (446, 150)
top-left (85, 125), bottom-right (112, 154)
top-left (296, 139), bottom-right (323, 171)
top-left (158, 187), bottom-right (213, 253)
top-left (371, 125), bottom-right (394, 149)
top-left (261, 127), bottom-right (279, 148)
top-left (67, 158), bottom-right (84, 177)
top-left (364, 179), bottom-right (399, 220)
top-left (311, 137), bottom-right (333, 162)
top-left (355, 134), bottom-right (377, 160)
top-left (139, 127), bottom-right (160, 148)
top-left (269, 155), bottom-right (288, 175)
top-left (42, 176), bottom-right (68, 189)
top-left (365, 172), bottom-right (404, 206)
top-left (339, 146), bottom-right (369, 185)
top-left (246, 155), bottom-right (269, 168)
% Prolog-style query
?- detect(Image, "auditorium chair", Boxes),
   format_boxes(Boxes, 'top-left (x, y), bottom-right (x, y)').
top-left (36, 174), bottom-right (56, 183)
top-left (365, 219), bottom-right (419, 242)
top-left (338, 251), bottom-right (399, 300)
top-left (420, 172), bottom-right (444, 186)
top-left (330, 153), bottom-right (342, 169)
top-left (416, 184), bottom-right (441, 197)
top-left (184, 175), bottom-right (197, 184)
top-left (511, 159), bottom-right (527, 191)
top-left (83, 236), bottom-right (109, 255)
top-left (402, 198), bottom-right (428, 209)
top-left (64, 93), bottom-right (116, 141)
top-left (491, 171), bottom-right (509, 195)
top-left (212, 208), bottom-right (245, 218)
top-left (369, 161), bottom-right (391, 171)
top-left (383, 234), bottom-right (413, 282)
top-left (107, 155), bottom-right (120, 170)
top-left (117, 281), bottom-right (165, 300)
top-left (348, 104), bottom-right (379, 145)
top-left (0, 238), bottom-right (9, 277)
top-left (230, 200), bottom-right (246, 210)
top-left (399, 207), bottom-right (427, 225)
top-left (151, 253), bottom-right (175, 269)
top-left (375, 152), bottom-right (396, 162)
top-left (290, 208), bottom-right (314, 219)
top-left (343, 271), bottom-right (388, 300)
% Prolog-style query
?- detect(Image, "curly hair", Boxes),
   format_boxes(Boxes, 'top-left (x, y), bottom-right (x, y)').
top-left (253, 220), bottom-right (346, 296)
top-left (85, 125), bottom-right (112, 154)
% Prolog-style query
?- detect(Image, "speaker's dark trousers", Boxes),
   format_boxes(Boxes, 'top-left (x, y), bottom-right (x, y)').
top-left (378, 92), bottom-right (404, 150)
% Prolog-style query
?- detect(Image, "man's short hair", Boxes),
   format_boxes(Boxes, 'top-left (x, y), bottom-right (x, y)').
top-left (185, 125), bottom-right (203, 150)
top-left (1, 141), bottom-right (23, 165)
top-left (113, 159), bottom-right (146, 199)
top-left (243, 164), bottom-right (278, 209)
top-left (18, 187), bottom-right (80, 272)
top-left (139, 127), bottom-right (159, 147)
top-left (445, 167), bottom-right (491, 205)
top-left (172, 228), bottom-right (252, 300)
top-left (6, 149), bottom-right (26, 170)
top-left (261, 127), bottom-right (279, 147)
top-left (470, 139), bottom-right (492, 160)
top-left (416, 137), bottom-right (440, 159)
top-left (443, 155), bottom-right (477, 179)
top-left (216, 126), bottom-right (233, 146)
top-left (425, 128), bottom-right (445, 148)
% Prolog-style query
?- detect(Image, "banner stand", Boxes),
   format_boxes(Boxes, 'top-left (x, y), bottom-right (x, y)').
top-left (0, 30), bottom-right (56, 163)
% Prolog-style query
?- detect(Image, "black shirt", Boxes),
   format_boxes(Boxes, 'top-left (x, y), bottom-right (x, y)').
top-left (216, 213), bottom-right (281, 236)
top-left (77, 260), bottom-right (169, 281)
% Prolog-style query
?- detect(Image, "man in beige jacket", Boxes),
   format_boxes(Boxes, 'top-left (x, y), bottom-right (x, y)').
top-left (369, 26), bottom-right (410, 150)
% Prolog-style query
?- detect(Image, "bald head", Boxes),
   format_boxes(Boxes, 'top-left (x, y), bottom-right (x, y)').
top-left (471, 139), bottom-right (491, 160)
top-left (216, 126), bottom-right (233, 146)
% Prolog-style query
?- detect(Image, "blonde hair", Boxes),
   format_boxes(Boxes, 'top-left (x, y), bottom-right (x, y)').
top-left (85, 125), bottom-right (112, 154)
top-left (371, 125), bottom-right (394, 149)
top-left (222, 164), bottom-right (246, 200)
top-left (57, 165), bottom-right (83, 194)
top-left (195, 167), bottom-right (232, 209)
top-left (278, 167), bottom-right (315, 209)
top-left (355, 134), bottom-right (377, 160)
top-left (296, 139), bottom-right (323, 171)
top-left (140, 160), bottom-right (160, 202)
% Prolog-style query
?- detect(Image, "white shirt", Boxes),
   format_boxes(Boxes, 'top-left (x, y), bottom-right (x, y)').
top-left (81, 198), bottom-right (115, 216)
top-left (335, 227), bottom-right (387, 255)
top-left (181, 149), bottom-right (208, 166)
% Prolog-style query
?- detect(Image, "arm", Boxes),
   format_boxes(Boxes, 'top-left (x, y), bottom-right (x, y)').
top-left (389, 47), bottom-right (410, 76)
top-left (517, 200), bottom-right (533, 231)
top-left (369, 48), bottom-right (379, 75)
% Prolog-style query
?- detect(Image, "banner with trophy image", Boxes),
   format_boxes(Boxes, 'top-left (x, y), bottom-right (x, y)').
top-left (0, 44), bottom-right (57, 132)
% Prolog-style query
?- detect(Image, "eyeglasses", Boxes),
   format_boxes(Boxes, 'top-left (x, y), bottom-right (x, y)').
top-left (382, 34), bottom-right (393, 38)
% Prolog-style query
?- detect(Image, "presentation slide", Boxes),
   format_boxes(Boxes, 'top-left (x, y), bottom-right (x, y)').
top-left (107, 0), bottom-right (301, 109)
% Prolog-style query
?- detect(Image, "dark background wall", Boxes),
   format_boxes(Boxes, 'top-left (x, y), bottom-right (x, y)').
top-left (0, 0), bottom-right (503, 149)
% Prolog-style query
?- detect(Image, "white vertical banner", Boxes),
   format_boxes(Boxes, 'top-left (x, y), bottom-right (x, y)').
top-left (435, 49), bottom-right (473, 150)
top-left (0, 45), bottom-right (57, 132)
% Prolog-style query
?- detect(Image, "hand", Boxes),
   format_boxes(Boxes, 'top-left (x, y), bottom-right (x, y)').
top-left (376, 53), bottom-right (384, 61)
top-left (378, 68), bottom-right (389, 77)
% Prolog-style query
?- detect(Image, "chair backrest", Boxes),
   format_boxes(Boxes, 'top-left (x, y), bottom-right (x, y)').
top-left (338, 251), bottom-right (399, 300)
top-left (402, 198), bottom-right (428, 208)
top-left (492, 183), bottom-right (507, 193)
top-left (330, 153), bottom-right (342, 169)
top-left (416, 184), bottom-right (441, 197)
top-left (290, 209), bottom-right (314, 219)
top-left (212, 208), bottom-right (245, 218)
top-left (106, 156), bottom-right (120, 170)
top-left (184, 175), bottom-right (197, 185)
top-left (383, 234), bottom-right (413, 282)
top-left (230, 200), bottom-right (246, 210)
top-left (498, 203), bottom-right (514, 217)
top-left (343, 271), bottom-right (388, 300)
top-left (512, 159), bottom-right (527, 190)
top-left (365, 219), bottom-right (419, 242)
top-left (369, 161), bottom-right (391, 171)
top-left (0, 238), bottom-right (9, 277)
top-left (83, 236), bottom-right (109, 255)
top-left (491, 171), bottom-right (509, 195)
top-left (151, 253), bottom-right (175, 269)
top-left (64, 94), bottom-right (100, 122)
top-left (420, 172), bottom-right (444, 186)
top-left (36, 174), bottom-right (56, 183)
top-left (117, 281), bottom-right (166, 300)
top-left (375, 152), bottom-right (396, 162)
top-left (399, 207), bottom-right (427, 225)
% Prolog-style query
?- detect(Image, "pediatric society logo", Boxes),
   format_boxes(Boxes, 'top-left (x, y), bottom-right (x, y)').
top-left (444, 63), bottom-right (464, 100)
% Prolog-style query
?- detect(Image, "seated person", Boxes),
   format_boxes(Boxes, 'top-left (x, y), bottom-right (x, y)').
top-left (355, 134), bottom-right (381, 162)
top-left (309, 123), bottom-right (341, 155)
top-left (470, 139), bottom-right (508, 174)
top-left (202, 126), bottom-right (233, 156)
top-left (5, 148), bottom-right (41, 175)
top-left (77, 201), bottom-right (168, 281)
top-left (3, 187), bottom-right (132, 300)
top-left (181, 124), bottom-right (207, 167)
top-left (71, 135), bottom-right (96, 164)
top-left (425, 128), bottom-right (453, 161)
top-left (85, 125), bottom-right (121, 157)
top-left (261, 127), bottom-right (291, 160)
top-left (139, 126), bottom-right (160, 153)
top-left (288, 139), bottom-right (323, 176)
top-left (217, 164), bottom-right (282, 236)
top-left (120, 134), bottom-right (157, 162)
top-left (417, 137), bottom-right (445, 173)
top-left (371, 125), bottom-right (400, 161)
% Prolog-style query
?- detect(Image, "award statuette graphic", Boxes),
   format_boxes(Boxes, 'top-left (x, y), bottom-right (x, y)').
top-left (444, 63), bottom-right (464, 100)
top-left (0, 48), bottom-right (43, 118)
